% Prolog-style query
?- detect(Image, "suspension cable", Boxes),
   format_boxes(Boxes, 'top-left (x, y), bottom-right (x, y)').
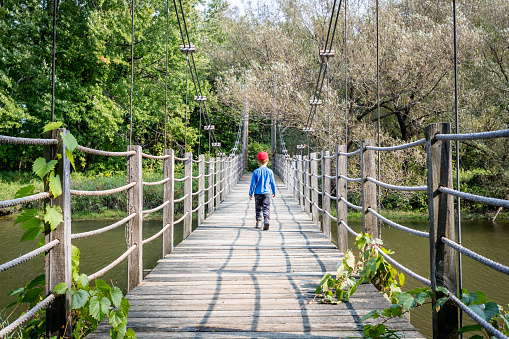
top-left (129, 0), bottom-right (135, 146)
top-left (51, 0), bottom-right (58, 123)
top-left (164, 0), bottom-right (169, 149)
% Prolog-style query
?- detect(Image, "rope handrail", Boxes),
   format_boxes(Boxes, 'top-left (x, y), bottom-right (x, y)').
top-left (174, 156), bottom-right (190, 161)
top-left (213, 192), bottom-right (220, 199)
top-left (366, 177), bottom-right (427, 192)
top-left (375, 247), bottom-right (431, 286)
top-left (339, 149), bottom-right (361, 156)
top-left (142, 200), bottom-right (170, 215)
top-left (191, 203), bottom-right (203, 213)
top-left (367, 208), bottom-right (429, 238)
top-left (143, 177), bottom-right (170, 186)
top-left (324, 209), bottom-right (338, 221)
top-left (365, 138), bottom-right (425, 152)
top-left (305, 183), bottom-right (312, 190)
top-left (77, 145), bottom-right (136, 157)
top-left (340, 197), bottom-right (362, 210)
top-left (174, 175), bottom-right (189, 182)
top-left (313, 202), bottom-right (323, 212)
top-left (324, 192), bottom-right (337, 201)
top-left (143, 223), bottom-right (170, 245)
top-left (447, 291), bottom-right (508, 339)
top-left (205, 197), bottom-right (214, 205)
top-left (192, 158), bottom-right (204, 163)
top-left (0, 294), bottom-right (56, 338)
top-left (441, 237), bottom-right (509, 276)
top-left (323, 174), bottom-right (336, 179)
top-left (192, 188), bottom-right (204, 196)
top-left (323, 154), bottom-right (336, 159)
top-left (311, 173), bottom-right (322, 178)
top-left (312, 187), bottom-right (323, 195)
top-left (0, 192), bottom-right (50, 209)
top-left (435, 129), bottom-right (509, 141)
top-left (0, 239), bottom-right (60, 273)
top-left (438, 187), bottom-right (509, 209)
top-left (340, 220), bottom-right (358, 237)
top-left (192, 174), bottom-right (203, 179)
top-left (204, 186), bottom-right (213, 191)
top-left (173, 194), bottom-right (189, 203)
top-left (174, 212), bottom-right (188, 225)
top-left (71, 182), bottom-right (136, 196)
top-left (204, 172), bottom-right (214, 178)
top-left (141, 152), bottom-right (171, 160)
top-left (72, 214), bottom-right (136, 239)
top-left (0, 135), bottom-right (58, 146)
top-left (89, 244), bottom-right (137, 281)
top-left (340, 175), bottom-right (361, 183)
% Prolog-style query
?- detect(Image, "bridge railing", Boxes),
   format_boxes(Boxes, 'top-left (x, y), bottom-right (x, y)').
top-left (275, 122), bottom-right (509, 339)
top-left (0, 131), bottom-right (244, 338)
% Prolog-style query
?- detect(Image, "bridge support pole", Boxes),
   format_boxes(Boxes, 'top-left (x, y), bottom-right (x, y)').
top-left (426, 123), bottom-right (457, 339)
top-left (127, 145), bottom-right (143, 291)
top-left (297, 155), bottom-right (304, 208)
top-left (208, 157), bottom-right (215, 215)
top-left (215, 157), bottom-right (221, 208)
top-left (198, 154), bottom-right (205, 225)
top-left (184, 152), bottom-right (193, 239)
top-left (304, 155), bottom-right (310, 216)
top-left (44, 129), bottom-right (72, 338)
top-left (293, 159), bottom-right (298, 201)
top-left (361, 140), bottom-right (377, 238)
top-left (337, 145), bottom-right (348, 253)
top-left (323, 151), bottom-right (331, 241)
top-left (310, 153), bottom-right (319, 228)
top-left (163, 149), bottom-right (174, 256)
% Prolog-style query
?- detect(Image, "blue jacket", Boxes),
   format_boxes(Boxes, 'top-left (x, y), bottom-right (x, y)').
top-left (249, 166), bottom-right (276, 196)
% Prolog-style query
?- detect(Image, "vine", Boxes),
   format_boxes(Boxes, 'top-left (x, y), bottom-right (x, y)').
top-left (5, 122), bottom-right (134, 338)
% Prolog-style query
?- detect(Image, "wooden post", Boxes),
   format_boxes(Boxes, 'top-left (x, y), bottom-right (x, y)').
top-left (198, 154), bottom-right (205, 225)
top-left (297, 155), bottom-right (304, 208)
top-left (323, 150), bottom-right (331, 241)
top-left (127, 145), bottom-right (143, 291)
top-left (426, 123), bottom-right (457, 338)
top-left (215, 157), bottom-right (221, 208)
top-left (44, 129), bottom-right (72, 337)
top-left (183, 152), bottom-right (192, 239)
top-left (220, 157), bottom-right (226, 201)
top-left (304, 155), bottom-right (310, 216)
top-left (163, 149), bottom-right (174, 256)
top-left (361, 140), bottom-right (377, 238)
top-left (311, 152), bottom-right (319, 227)
top-left (208, 157), bottom-right (215, 215)
top-left (337, 145), bottom-right (348, 253)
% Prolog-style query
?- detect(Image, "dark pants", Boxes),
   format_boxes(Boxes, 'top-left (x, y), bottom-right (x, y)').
top-left (254, 193), bottom-right (271, 221)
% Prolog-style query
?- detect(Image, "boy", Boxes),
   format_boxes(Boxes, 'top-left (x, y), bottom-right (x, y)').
top-left (249, 151), bottom-right (276, 230)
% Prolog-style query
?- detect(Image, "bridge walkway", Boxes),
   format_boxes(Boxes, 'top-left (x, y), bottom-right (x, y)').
top-left (90, 174), bottom-right (423, 338)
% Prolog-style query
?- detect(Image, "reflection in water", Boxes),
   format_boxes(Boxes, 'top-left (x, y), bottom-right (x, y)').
top-left (1, 217), bottom-right (508, 338)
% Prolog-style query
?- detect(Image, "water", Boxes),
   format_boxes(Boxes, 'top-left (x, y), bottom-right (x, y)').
top-left (1, 217), bottom-right (508, 338)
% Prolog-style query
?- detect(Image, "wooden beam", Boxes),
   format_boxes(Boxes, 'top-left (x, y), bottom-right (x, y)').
top-left (127, 145), bottom-right (143, 291)
top-left (163, 149), bottom-right (174, 256)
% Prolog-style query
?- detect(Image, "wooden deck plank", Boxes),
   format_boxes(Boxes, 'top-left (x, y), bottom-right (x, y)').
top-left (89, 174), bottom-right (424, 338)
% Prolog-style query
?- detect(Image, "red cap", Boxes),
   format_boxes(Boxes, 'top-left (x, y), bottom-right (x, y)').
top-left (257, 151), bottom-right (269, 161)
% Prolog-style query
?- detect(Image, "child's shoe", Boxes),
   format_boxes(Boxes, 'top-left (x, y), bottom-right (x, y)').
top-left (263, 219), bottom-right (269, 230)
top-left (255, 221), bottom-right (260, 229)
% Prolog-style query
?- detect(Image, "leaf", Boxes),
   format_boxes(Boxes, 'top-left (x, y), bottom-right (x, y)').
top-left (66, 148), bottom-right (76, 171)
top-left (9, 287), bottom-right (24, 296)
top-left (120, 297), bottom-right (130, 316)
top-left (71, 245), bottom-right (80, 271)
top-left (80, 274), bottom-right (89, 288)
top-left (100, 296), bottom-right (111, 316)
top-left (44, 206), bottom-right (63, 231)
top-left (15, 185), bottom-right (35, 199)
top-left (409, 292), bottom-right (428, 310)
top-left (14, 209), bottom-right (38, 225)
top-left (43, 122), bottom-right (63, 133)
top-left (48, 172), bottom-right (62, 198)
top-left (95, 279), bottom-right (111, 292)
top-left (468, 304), bottom-right (485, 321)
top-left (458, 324), bottom-right (483, 334)
top-left (89, 296), bottom-right (102, 320)
top-left (71, 289), bottom-right (90, 309)
top-left (360, 310), bottom-right (379, 322)
top-left (33, 158), bottom-right (58, 180)
top-left (398, 272), bottom-right (405, 287)
top-left (53, 283), bottom-right (68, 295)
top-left (21, 225), bottom-right (42, 242)
top-left (399, 292), bottom-right (415, 310)
top-left (26, 274), bottom-right (45, 290)
top-left (125, 328), bottom-right (136, 338)
top-left (109, 311), bottom-right (122, 328)
top-left (61, 131), bottom-right (78, 152)
top-left (435, 297), bottom-right (449, 312)
top-left (116, 323), bottom-right (127, 339)
top-left (110, 286), bottom-right (123, 309)
top-left (435, 286), bottom-right (449, 295)
top-left (345, 251), bottom-right (355, 269)
top-left (483, 302), bottom-right (500, 321)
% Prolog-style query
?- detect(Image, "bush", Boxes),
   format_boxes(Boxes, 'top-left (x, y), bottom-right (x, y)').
top-left (247, 142), bottom-right (271, 172)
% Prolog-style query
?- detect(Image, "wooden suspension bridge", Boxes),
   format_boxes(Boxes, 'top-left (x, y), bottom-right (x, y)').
top-left (88, 174), bottom-right (423, 339)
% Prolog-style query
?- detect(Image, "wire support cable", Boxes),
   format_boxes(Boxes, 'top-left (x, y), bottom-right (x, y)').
top-left (143, 223), bottom-right (171, 245)
top-left (77, 145), bottom-right (136, 157)
top-left (0, 239), bottom-right (59, 273)
top-left (438, 187), bottom-right (509, 209)
top-left (174, 212), bottom-right (188, 225)
top-left (174, 176), bottom-right (189, 182)
top-left (0, 135), bottom-right (58, 146)
top-left (0, 192), bottom-right (50, 209)
top-left (366, 177), bottom-right (427, 192)
top-left (375, 247), bottom-right (431, 286)
top-left (71, 214), bottom-right (136, 240)
top-left (71, 182), bottom-right (136, 196)
top-left (141, 152), bottom-right (171, 160)
top-left (142, 200), bottom-right (170, 216)
top-left (446, 292), bottom-right (508, 339)
top-left (365, 139), bottom-right (425, 152)
top-left (339, 175), bottom-right (361, 183)
top-left (325, 210), bottom-right (338, 221)
top-left (435, 129), bottom-right (509, 141)
top-left (0, 294), bottom-right (55, 339)
top-left (340, 220), bottom-right (359, 237)
top-left (143, 178), bottom-right (171, 186)
top-left (173, 194), bottom-right (189, 203)
top-left (89, 244), bottom-right (137, 281)
top-left (367, 208), bottom-right (429, 238)
top-left (340, 197), bottom-right (362, 210)
top-left (441, 237), bottom-right (509, 276)
top-left (339, 149), bottom-right (361, 156)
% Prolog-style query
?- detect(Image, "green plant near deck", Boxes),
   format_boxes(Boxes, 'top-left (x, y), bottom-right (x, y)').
top-left (5, 122), bottom-right (134, 338)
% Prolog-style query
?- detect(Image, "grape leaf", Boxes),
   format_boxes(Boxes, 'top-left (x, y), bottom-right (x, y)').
top-left (49, 172), bottom-right (62, 198)
top-left (44, 205), bottom-right (63, 231)
top-left (33, 158), bottom-right (58, 180)
top-left (15, 185), bottom-right (35, 199)
top-left (43, 122), bottom-right (63, 133)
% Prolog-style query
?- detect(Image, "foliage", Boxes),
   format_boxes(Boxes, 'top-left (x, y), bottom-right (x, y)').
top-left (247, 141), bottom-right (271, 172)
